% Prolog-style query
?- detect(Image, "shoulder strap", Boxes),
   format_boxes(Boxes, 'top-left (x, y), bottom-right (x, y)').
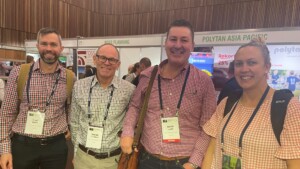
top-left (224, 91), bottom-right (242, 117)
top-left (132, 65), bottom-right (158, 147)
top-left (17, 63), bottom-right (32, 100)
top-left (271, 89), bottom-right (293, 145)
top-left (66, 69), bottom-right (75, 104)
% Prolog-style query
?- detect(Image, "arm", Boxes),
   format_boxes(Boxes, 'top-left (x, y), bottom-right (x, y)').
top-left (0, 67), bottom-right (20, 169)
top-left (65, 74), bottom-right (76, 140)
top-left (69, 82), bottom-right (80, 156)
top-left (121, 74), bottom-right (147, 154)
top-left (187, 75), bottom-right (217, 167)
top-left (201, 137), bottom-right (216, 169)
top-left (287, 159), bottom-right (300, 169)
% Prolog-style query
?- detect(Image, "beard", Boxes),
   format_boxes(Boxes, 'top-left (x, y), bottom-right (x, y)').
top-left (40, 51), bottom-right (59, 65)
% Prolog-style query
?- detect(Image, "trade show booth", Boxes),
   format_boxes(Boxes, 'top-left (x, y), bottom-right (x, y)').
top-left (25, 27), bottom-right (300, 98)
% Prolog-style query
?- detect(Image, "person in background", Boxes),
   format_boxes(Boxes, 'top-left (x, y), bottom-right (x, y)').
top-left (131, 57), bottom-right (151, 86)
top-left (286, 70), bottom-right (300, 92)
top-left (122, 64), bottom-right (134, 80)
top-left (217, 61), bottom-right (242, 104)
top-left (202, 39), bottom-right (300, 169)
top-left (120, 19), bottom-right (216, 169)
top-left (0, 62), bottom-right (13, 77)
top-left (0, 78), bottom-right (5, 107)
top-left (84, 65), bottom-right (96, 78)
top-left (84, 66), bottom-right (96, 78)
top-left (125, 62), bottom-right (140, 83)
top-left (0, 27), bottom-right (75, 169)
top-left (70, 43), bottom-right (135, 169)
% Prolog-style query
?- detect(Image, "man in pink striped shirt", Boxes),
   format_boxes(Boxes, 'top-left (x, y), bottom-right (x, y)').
top-left (0, 27), bottom-right (74, 169)
top-left (120, 19), bottom-right (217, 169)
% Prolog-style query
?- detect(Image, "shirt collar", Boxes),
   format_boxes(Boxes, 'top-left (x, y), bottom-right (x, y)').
top-left (34, 58), bottom-right (63, 74)
top-left (158, 59), bottom-right (189, 77)
top-left (91, 75), bottom-right (119, 89)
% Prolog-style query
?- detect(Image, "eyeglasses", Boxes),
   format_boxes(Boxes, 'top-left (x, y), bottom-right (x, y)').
top-left (95, 55), bottom-right (119, 65)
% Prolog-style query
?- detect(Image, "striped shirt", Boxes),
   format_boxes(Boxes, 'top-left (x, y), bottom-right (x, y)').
top-left (0, 60), bottom-right (74, 154)
top-left (122, 60), bottom-right (217, 167)
top-left (203, 95), bottom-right (300, 169)
top-left (70, 76), bottom-right (135, 155)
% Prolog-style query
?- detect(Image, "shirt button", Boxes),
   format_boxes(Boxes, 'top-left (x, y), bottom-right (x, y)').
top-left (169, 93), bottom-right (172, 96)
top-left (166, 107), bottom-right (170, 111)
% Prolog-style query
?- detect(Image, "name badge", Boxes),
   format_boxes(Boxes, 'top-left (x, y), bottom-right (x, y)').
top-left (161, 117), bottom-right (180, 143)
top-left (24, 110), bottom-right (45, 135)
top-left (86, 126), bottom-right (103, 149)
top-left (222, 154), bottom-right (242, 169)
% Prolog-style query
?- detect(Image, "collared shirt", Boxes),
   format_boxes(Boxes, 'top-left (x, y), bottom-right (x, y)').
top-left (203, 95), bottom-right (300, 169)
top-left (70, 75), bottom-right (135, 155)
top-left (0, 59), bottom-right (74, 154)
top-left (122, 60), bottom-right (217, 167)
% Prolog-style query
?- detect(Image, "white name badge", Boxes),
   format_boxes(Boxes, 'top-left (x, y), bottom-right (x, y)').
top-left (24, 110), bottom-right (45, 135)
top-left (161, 117), bottom-right (181, 143)
top-left (85, 126), bottom-right (103, 149)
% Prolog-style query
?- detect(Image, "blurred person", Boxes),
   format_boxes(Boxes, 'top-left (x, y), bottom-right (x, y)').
top-left (0, 62), bottom-right (13, 77)
top-left (202, 39), bottom-right (300, 169)
top-left (131, 57), bottom-right (152, 86)
top-left (85, 66), bottom-right (96, 78)
top-left (70, 43), bottom-right (135, 169)
top-left (217, 61), bottom-right (242, 104)
top-left (122, 64), bottom-right (134, 80)
top-left (125, 62), bottom-right (140, 82)
top-left (286, 70), bottom-right (300, 92)
top-left (120, 19), bottom-right (216, 169)
top-left (0, 78), bottom-right (5, 107)
top-left (0, 27), bottom-right (75, 169)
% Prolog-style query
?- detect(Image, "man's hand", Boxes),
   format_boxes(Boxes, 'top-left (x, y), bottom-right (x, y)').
top-left (65, 129), bottom-right (71, 140)
top-left (0, 153), bottom-right (13, 169)
top-left (183, 162), bottom-right (197, 169)
top-left (120, 136), bottom-right (135, 154)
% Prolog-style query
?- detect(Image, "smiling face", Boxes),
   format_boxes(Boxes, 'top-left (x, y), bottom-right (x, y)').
top-left (36, 33), bottom-right (64, 65)
top-left (234, 46), bottom-right (271, 91)
top-left (93, 44), bottom-right (120, 80)
top-left (164, 26), bottom-right (194, 67)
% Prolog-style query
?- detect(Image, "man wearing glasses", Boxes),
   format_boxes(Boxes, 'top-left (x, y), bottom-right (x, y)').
top-left (70, 43), bottom-right (135, 169)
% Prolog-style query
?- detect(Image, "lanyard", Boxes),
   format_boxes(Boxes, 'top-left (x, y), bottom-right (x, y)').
top-left (221, 86), bottom-right (270, 156)
top-left (87, 76), bottom-right (114, 126)
top-left (158, 65), bottom-right (190, 117)
top-left (26, 64), bottom-right (61, 111)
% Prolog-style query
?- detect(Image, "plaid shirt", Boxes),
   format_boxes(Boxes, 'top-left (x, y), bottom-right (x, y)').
top-left (122, 60), bottom-right (217, 167)
top-left (0, 60), bottom-right (73, 154)
top-left (204, 95), bottom-right (300, 169)
top-left (70, 76), bottom-right (135, 155)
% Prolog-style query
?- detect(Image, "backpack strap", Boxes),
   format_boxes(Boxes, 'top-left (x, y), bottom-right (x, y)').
top-left (17, 63), bottom-right (32, 100)
top-left (18, 64), bottom-right (75, 105)
top-left (271, 89), bottom-right (293, 145)
top-left (66, 69), bottom-right (75, 105)
top-left (224, 91), bottom-right (242, 117)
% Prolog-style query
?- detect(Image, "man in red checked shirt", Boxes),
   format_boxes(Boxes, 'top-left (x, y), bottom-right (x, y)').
top-left (120, 19), bottom-right (217, 169)
top-left (0, 27), bottom-right (75, 169)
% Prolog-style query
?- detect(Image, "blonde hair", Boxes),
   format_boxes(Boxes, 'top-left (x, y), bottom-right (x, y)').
top-left (237, 37), bottom-right (270, 65)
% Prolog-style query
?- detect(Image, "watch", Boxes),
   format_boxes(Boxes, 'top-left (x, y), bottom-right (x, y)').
top-left (188, 162), bottom-right (198, 169)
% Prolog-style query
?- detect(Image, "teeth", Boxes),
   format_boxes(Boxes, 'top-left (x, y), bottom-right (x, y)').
top-left (241, 76), bottom-right (251, 80)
